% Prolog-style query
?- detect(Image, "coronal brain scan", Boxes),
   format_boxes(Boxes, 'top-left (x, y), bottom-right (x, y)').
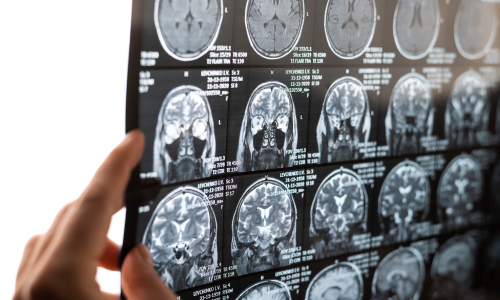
top-left (155, 0), bottom-right (223, 61)
top-left (378, 161), bottom-right (430, 244)
top-left (306, 262), bottom-right (363, 300)
top-left (236, 81), bottom-right (298, 172)
top-left (231, 178), bottom-right (297, 275)
top-left (310, 168), bottom-right (368, 259)
top-left (454, 0), bottom-right (497, 60)
top-left (316, 77), bottom-right (371, 163)
top-left (235, 280), bottom-right (292, 300)
top-left (445, 70), bottom-right (490, 149)
top-left (437, 154), bottom-right (483, 230)
top-left (153, 86), bottom-right (216, 185)
top-left (325, 0), bottom-right (377, 59)
top-left (372, 248), bottom-right (425, 300)
top-left (245, 0), bottom-right (304, 59)
top-left (385, 73), bottom-right (434, 156)
top-left (393, 0), bottom-right (440, 60)
top-left (143, 187), bottom-right (217, 291)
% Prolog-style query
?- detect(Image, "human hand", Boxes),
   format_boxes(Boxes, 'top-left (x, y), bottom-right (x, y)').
top-left (14, 130), bottom-right (177, 300)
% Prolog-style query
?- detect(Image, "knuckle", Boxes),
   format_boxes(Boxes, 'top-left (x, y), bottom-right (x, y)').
top-left (25, 235), bottom-right (42, 251)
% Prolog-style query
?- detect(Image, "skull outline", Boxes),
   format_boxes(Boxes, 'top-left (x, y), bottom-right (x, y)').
top-left (235, 280), bottom-right (292, 300)
top-left (305, 262), bottom-right (364, 300)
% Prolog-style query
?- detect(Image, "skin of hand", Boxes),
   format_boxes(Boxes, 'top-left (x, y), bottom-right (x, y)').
top-left (13, 130), bottom-right (177, 300)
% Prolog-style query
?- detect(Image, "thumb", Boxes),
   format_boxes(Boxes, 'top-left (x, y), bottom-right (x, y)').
top-left (122, 244), bottom-right (178, 300)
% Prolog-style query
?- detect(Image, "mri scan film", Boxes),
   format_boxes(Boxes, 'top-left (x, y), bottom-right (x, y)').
top-left (305, 262), bottom-right (364, 300)
top-left (235, 280), bottom-right (292, 300)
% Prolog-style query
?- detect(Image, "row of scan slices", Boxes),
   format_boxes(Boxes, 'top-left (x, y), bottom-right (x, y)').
top-left (138, 0), bottom-right (500, 68)
top-left (137, 65), bottom-right (500, 186)
top-left (134, 147), bottom-right (500, 296)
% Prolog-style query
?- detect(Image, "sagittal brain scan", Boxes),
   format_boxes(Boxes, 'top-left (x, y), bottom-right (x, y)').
top-left (309, 168), bottom-right (368, 259)
top-left (393, 0), bottom-right (440, 60)
top-left (231, 178), bottom-right (297, 275)
top-left (143, 187), bottom-right (218, 291)
top-left (445, 70), bottom-right (490, 149)
top-left (316, 77), bottom-right (371, 163)
top-left (437, 154), bottom-right (483, 230)
top-left (235, 280), bottom-right (292, 300)
top-left (305, 262), bottom-right (364, 300)
top-left (371, 247), bottom-right (425, 300)
top-left (385, 73), bottom-right (434, 156)
top-left (153, 86), bottom-right (216, 185)
top-left (245, 0), bottom-right (305, 59)
top-left (378, 161), bottom-right (430, 244)
top-left (325, 0), bottom-right (377, 59)
top-left (236, 81), bottom-right (298, 172)
top-left (155, 0), bottom-right (223, 61)
top-left (454, 0), bottom-right (497, 60)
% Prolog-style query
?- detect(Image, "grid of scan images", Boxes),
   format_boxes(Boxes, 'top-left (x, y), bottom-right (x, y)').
top-left (130, 0), bottom-right (500, 299)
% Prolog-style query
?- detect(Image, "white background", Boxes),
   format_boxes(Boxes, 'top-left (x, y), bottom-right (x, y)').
top-left (0, 0), bottom-right (133, 297)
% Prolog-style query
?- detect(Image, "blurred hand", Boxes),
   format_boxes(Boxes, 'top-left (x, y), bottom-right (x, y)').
top-left (14, 130), bottom-right (177, 300)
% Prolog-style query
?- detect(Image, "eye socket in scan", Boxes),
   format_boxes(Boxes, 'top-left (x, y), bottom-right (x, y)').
top-left (305, 262), bottom-right (364, 300)
top-left (235, 280), bottom-right (292, 300)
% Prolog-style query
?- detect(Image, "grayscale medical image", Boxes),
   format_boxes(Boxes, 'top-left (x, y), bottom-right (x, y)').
top-left (316, 77), bottom-right (371, 163)
top-left (454, 0), bottom-right (497, 60)
top-left (378, 161), bottom-right (430, 244)
top-left (143, 187), bottom-right (218, 292)
top-left (235, 280), bottom-right (292, 300)
top-left (245, 0), bottom-right (305, 59)
top-left (445, 70), bottom-right (490, 149)
top-left (155, 0), bottom-right (223, 61)
top-left (325, 0), bottom-right (377, 59)
top-left (393, 0), bottom-right (440, 60)
top-left (309, 168), bottom-right (368, 259)
top-left (385, 73), bottom-right (434, 156)
top-left (371, 247), bottom-right (425, 300)
top-left (236, 81), bottom-right (298, 172)
top-left (437, 154), bottom-right (483, 230)
top-left (484, 232), bottom-right (500, 293)
top-left (305, 262), bottom-right (364, 300)
top-left (153, 86), bottom-right (216, 185)
top-left (491, 160), bottom-right (500, 213)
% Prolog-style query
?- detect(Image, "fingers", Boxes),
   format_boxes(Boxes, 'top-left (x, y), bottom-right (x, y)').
top-left (122, 244), bottom-right (177, 300)
top-left (98, 238), bottom-right (120, 271)
top-left (15, 235), bottom-right (42, 289)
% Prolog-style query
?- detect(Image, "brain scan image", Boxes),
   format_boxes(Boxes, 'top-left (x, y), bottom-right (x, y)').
top-left (385, 73), bottom-right (434, 156)
top-left (153, 86), bottom-right (216, 185)
top-left (378, 161), bottom-right (430, 244)
top-left (393, 0), bottom-right (440, 60)
top-left (143, 187), bottom-right (218, 291)
top-left (309, 168), bottom-right (369, 259)
top-left (245, 0), bottom-right (305, 59)
top-left (445, 70), bottom-right (490, 149)
top-left (235, 280), bottom-right (292, 300)
top-left (316, 77), bottom-right (371, 163)
top-left (437, 154), bottom-right (483, 230)
top-left (155, 0), bottom-right (223, 61)
top-left (371, 247), bottom-right (425, 300)
top-left (305, 262), bottom-right (364, 300)
top-left (231, 177), bottom-right (297, 275)
top-left (236, 81), bottom-right (298, 172)
top-left (454, 0), bottom-right (497, 60)
top-left (325, 0), bottom-right (377, 59)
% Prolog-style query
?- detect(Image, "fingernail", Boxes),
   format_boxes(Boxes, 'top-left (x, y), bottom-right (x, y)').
top-left (137, 244), bottom-right (153, 267)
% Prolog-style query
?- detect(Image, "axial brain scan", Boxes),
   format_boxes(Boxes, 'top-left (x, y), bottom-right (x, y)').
top-left (155, 0), bottom-right (223, 61)
top-left (437, 154), bottom-right (483, 230)
top-left (385, 73), bottom-right (434, 156)
top-left (143, 187), bottom-right (218, 292)
top-left (153, 86), bottom-right (216, 185)
top-left (310, 168), bottom-right (368, 259)
top-left (235, 280), bottom-right (292, 300)
top-left (371, 248), bottom-right (425, 300)
top-left (316, 77), bottom-right (371, 163)
top-left (445, 70), bottom-right (490, 149)
top-left (231, 178), bottom-right (297, 275)
top-left (325, 0), bottom-right (377, 59)
top-left (454, 0), bottom-right (497, 60)
top-left (236, 81), bottom-right (298, 172)
top-left (245, 0), bottom-right (304, 59)
top-left (378, 161), bottom-right (430, 244)
top-left (393, 0), bottom-right (440, 60)
top-left (306, 262), bottom-right (364, 300)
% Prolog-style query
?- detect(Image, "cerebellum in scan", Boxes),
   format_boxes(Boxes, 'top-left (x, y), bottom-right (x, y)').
top-left (235, 280), bottom-right (292, 300)
top-left (325, 0), bottom-right (377, 59)
top-left (305, 262), bottom-right (364, 300)
top-left (143, 187), bottom-right (218, 292)
top-left (155, 0), bottom-right (223, 61)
